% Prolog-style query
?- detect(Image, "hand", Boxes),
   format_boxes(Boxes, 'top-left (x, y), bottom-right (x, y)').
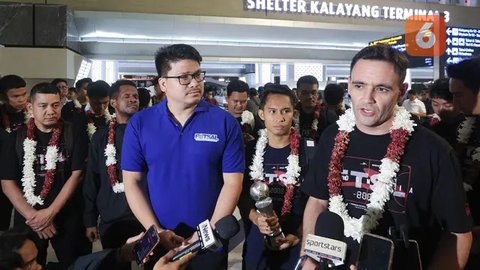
top-left (181, 232), bottom-right (199, 247)
top-left (350, 265), bottom-right (357, 270)
top-left (153, 249), bottom-right (194, 270)
top-left (301, 257), bottom-right (317, 270)
top-left (36, 223), bottom-right (57, 239)
top-left (255, 212), bottom-right (280, 235)
top-left (26, 208), bottom-right (55, 231)
top-left (86, 226), bottom-right (100, 242)
top-left (277, 234), bottom-right (300, 250)
top-left (158, 230), bottom-right (184, 251)
top-left (119, 233), bottom-right (144, 263)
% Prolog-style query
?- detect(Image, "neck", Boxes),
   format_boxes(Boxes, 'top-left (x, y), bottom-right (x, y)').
top-left (35, 121), bottom-right (54, 133)
top-left (231, 111), bottom-right (242, 118)
top-left (115, 113), bottom-right (131, 124)
top-left (167, 101), bottom-right (196, 126)
top-left (301, 104), bottom-right (315, 114)
top-left (266, 130), bottom-right (290, 148)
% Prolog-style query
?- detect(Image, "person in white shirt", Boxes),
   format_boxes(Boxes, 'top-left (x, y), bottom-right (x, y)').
top-left (402, 89), bottom-right (427, 119)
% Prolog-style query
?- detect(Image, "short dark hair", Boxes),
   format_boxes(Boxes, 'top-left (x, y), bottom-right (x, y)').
top-left (429, 78), bottom-right (452, 101)
top-left (0, 228), bottom-right (37, 270)
top-left (137, 87), bottom-right (151, 108)
top-left (155, 44), bottom-right (202, 77)
top-left (0, 75), bottom-right (26, 95)
top-left (408, 89), bottom-right (417, 96)
top-left (248, 88), bottom-right (258, 97)
top-left (30, 82), bottom-right (60, 102)
top-left (324, 84), bottom-right (345, 106)
top-left (350, 44), bottom-right (409, 86)
top-left (260, 84), bottom-right (296, 109)
top-left (109, 80), bottom-right (137, 99)
top-left (75, 78), bottom-right (92, 90)
top-left (51, 78), bottom-right (67, 86)
top-left (446, 56), bottom-right (480, 94)
top-left (297, 75), bottom-right (319, 88)
top-left (226, 80), bottom-right (249, 97)
top-left (87, 80), bottom-right (110, 98)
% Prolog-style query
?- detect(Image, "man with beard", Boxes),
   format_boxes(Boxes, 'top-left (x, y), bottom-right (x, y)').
top-left (0, 75), bottom-right (29, 232)
top-left (295, 75), bottom-right (337, 142)
top-left (122, 44), bottom-right (244, 270)
top-left (301, 45), bottom-right (471, 270)
top-left (83, 80), bottom-right (144, 270)
top-left (0, 83), bottom-right (90, 268)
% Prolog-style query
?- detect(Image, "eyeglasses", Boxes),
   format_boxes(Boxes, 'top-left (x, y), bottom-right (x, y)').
top-left (163, 71), bottom-right (206, 85)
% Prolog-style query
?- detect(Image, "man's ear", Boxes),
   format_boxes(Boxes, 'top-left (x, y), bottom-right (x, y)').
top-left (27, 102), bottom-right (33, 114)
top-left (258, 109), bottom-right (265, 121)
top-left (110, 98), bottom-right (116, 109)
top-left (159, 78), bottom-right (167, 93)
top-left (399, 83), bottom-right (408, 102)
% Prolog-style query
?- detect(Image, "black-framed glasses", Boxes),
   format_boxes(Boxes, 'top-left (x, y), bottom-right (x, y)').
top-left (163, 71), bottom-right (206, 85)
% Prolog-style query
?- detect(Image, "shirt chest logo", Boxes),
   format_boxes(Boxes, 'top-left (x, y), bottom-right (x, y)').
top-left (194, 133), bottom-right (219, 143)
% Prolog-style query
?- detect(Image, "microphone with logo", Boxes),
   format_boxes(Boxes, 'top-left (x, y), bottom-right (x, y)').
top-left (294, 211), bottom-right (347, 270)
top-left (171, 215), bottom-right (240, 262)
top-left (249, 181), bottom-right (285, 250)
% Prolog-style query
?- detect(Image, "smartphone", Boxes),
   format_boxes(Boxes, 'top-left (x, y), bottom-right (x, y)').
top-left (356, 233), bottom-right (394, 270)
top-left (392, 239), bottom-right (422, 270)
top-left (133, 225), bottom-right (160, 265)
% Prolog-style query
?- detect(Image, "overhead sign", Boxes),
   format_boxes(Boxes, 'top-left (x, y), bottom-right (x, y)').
top-left (443, 26), bottom-right (480, 65)
top-left (244, 0), bottom-right (450, 22)
top-left (369, 35), bottom-right (433, 68)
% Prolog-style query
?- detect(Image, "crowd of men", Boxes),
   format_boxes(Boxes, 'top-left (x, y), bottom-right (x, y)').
top-left (0, 43), bottom-right (479, 270)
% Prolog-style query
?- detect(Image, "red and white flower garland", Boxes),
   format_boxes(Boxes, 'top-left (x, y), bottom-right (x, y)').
top-left (104, 117), bottom-right (124, 193)
top-left (1, 106), bottom-right (32, 133)
top-left (327, 106), bottom-right (415, 242)
top-left (87, 109), bottom-right (112, 139)
top-left (294, 103), bottom-right (321, 138)
top-left (249, 128), bottom-right (301, 217)
top-left (22, 118), bottom-right (63, 206)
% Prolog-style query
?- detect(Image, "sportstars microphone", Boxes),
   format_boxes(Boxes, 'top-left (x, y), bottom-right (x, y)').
top-left (171, 215), bottom-right (240, 262)
top-left (303, 211), bottom-right (347, 269)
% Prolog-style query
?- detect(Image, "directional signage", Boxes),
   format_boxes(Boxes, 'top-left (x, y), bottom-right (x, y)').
top-left (442, 26), bottom-right (480, 65)
top-left (369, 35), bottom-right (433, 68)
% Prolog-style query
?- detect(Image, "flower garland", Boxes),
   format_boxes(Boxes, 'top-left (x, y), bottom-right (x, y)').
top-left (87, 109), bottom-right (112, 139)
top-left (457, 116), bottom-right (476, 144)
top-left (21, 118), bottom-right (63, 206)
top-left (104, 117), bottom-right (124, 193)
top-left (240, 110), bottom-right (255, 130)
top-left (73, 99), bottom-right (83, 112)
top-left (1, 106), bottom-right (32, 133)
top-left (327, 106), bottom-right (415, 242)
top-left (294, 103), bottom-right (321, 138)
top-left (249, 128), bottom-right (301, 217)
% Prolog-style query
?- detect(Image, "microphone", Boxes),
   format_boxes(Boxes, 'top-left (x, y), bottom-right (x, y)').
top-left (301, 211), bottom-right (347, 269)
top-left (249, 181), bottom-right (285, 249)
top-left (171, 215), bottom-right (240, 262)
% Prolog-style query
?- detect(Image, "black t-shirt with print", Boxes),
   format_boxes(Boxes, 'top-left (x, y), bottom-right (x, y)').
top-left (302, 124), bottom-right (471, 267)
top-left (242, 143), bottom-right (308, 236)
top-left (0, 123), bottom-right (88, 212)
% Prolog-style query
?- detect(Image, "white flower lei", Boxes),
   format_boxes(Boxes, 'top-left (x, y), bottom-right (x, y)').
top-left (329, 106), bottom-right (415, 242)
top-left (87, 109), bottom-right (112, 139)
top-left (240, 110), bottom-right (255, 130)
top-left (104, 125), bottom-right (124, 193)
top-left (293, 115), bottom-right (318, 134)
top-left (5, 110), bottom-right (32, 133)
top-left (73, 99), bottom-right (82, 109)
top-left (249, 129), bottom-right (301, 185)
top-left (457, 116), bottom-right (476, 144)
top-left (21, 140), bottom-right (60, 206)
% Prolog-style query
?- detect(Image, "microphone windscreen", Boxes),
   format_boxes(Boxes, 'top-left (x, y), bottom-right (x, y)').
top-left (314, 211), bottom-right (345, 241)
top-left (214, 215), bottom-right (240, 240)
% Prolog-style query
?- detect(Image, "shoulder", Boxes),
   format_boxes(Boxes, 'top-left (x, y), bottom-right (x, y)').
top-left (128, 103), bottom-right (163, 126)
top-left (409, 124), bottom-right (452, 152)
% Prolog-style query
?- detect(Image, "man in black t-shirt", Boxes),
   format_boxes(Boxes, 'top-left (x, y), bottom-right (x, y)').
top-left (226, 80), bottom-right (257, 143)
top-left (0, 83), bottom-right (90, 268)
top-left (239, 84), bottom-right (307, 270)
top-left (61, 78), bottom-right (91, 123)
top-left (83, 80), bottom-right (144, 269)
top-left (78, 80), bottom-right (112, 140)
top-left (0, 74), bottom-right (29, 231)
top-left (301, 45), bottom-right (472, 270)
top-left (295, 75), bottom-right (337, 142)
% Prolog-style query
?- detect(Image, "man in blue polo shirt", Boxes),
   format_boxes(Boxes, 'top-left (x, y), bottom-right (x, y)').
top-left (121, 44), bottom-right (244, 269)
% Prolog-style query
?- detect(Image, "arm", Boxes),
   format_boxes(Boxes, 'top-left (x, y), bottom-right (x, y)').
top-left (26, 170), bottom-right (83, 231)
top-left (301, 196), bottom-right (328, 270)
top-left (1, 180), bottom-right (36, 221)
top-left (123, 170), bottom-right (183, 250)
top-left (84, 136), bottom-right (101, 241)
top-left (210, 172), bottom-right (243, 226)
top-left (427, 231), bottom-right (472, 270)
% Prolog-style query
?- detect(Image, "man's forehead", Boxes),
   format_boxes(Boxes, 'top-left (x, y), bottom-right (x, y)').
top-left (297, 83), bottom-right (318, 90)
